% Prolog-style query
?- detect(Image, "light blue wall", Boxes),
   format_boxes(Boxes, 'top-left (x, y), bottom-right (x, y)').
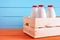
top-left (0, 0), bottom-right (60, 28)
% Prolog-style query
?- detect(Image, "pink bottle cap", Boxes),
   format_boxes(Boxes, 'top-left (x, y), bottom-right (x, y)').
top-left (32, 5), bottom-right (37, 8)
top-left (38, 5), bottom-right (44, 7)
top-left (48, 5), bottom-right (53, 7)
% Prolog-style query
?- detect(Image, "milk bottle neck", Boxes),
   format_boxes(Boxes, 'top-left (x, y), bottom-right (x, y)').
top-left (48, 7), bottom-right (54, 11)
top-left (32, 7), bottom-right (38, 12)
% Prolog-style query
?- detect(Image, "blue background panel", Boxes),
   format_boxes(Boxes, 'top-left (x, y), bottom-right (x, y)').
top-left (0, 17), bottom-right (23, 28)
top-left (0, 0), bottom-right (60, 28)
top-left (0, 0), bottom-right (60, 7)
top-left (0, 8), bottom-right (31, 16)
top-left (0, 8), bottom-right (60, 16)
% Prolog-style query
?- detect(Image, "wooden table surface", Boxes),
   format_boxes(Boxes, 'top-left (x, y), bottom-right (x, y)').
top-left (0, 29), bottom-right (60, 40)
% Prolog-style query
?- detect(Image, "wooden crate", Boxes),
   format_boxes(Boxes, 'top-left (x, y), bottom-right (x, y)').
top-left (23, 17), bottom-right (60, 38)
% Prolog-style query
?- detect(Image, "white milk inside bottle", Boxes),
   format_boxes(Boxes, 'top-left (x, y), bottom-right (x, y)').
top-left (30, 5), bottom-right (38, 18)
top-left (38, 5), bottom-right (47, 18)
top-left (47, 5), bottom-right (56, 18)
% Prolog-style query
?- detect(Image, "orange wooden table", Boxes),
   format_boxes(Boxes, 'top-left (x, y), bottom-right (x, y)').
top-left (0, 28), bottom-right (60, 40)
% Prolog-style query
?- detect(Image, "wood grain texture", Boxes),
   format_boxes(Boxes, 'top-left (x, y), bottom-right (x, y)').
top-left (0, 29), bottom-right (60, 40)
